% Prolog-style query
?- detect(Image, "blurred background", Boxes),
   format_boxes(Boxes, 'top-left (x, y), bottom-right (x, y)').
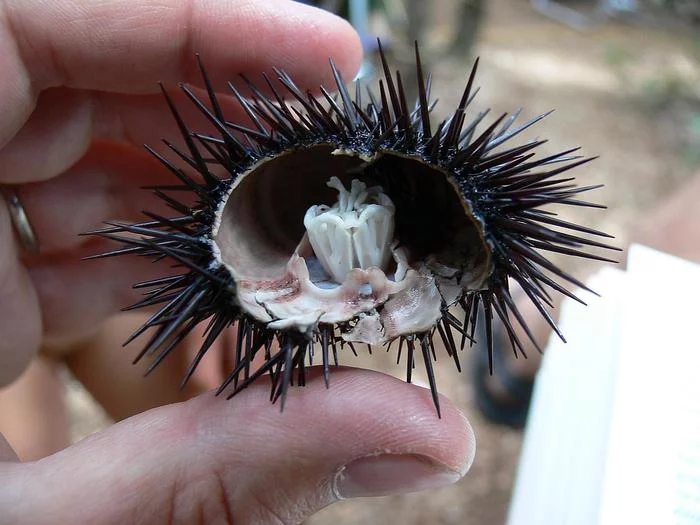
top-left (67, 0), bottom-right (700, 523)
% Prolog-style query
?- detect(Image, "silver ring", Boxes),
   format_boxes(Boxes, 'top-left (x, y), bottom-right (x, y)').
top-left (3, 187), bottom-right (39, 254)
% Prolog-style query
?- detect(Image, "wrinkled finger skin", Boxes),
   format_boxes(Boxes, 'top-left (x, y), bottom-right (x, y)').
top-left (0, 368), bottom-right (475, 525)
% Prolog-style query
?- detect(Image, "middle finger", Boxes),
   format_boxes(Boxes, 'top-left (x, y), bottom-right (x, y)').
top-left (0, 85), bottom-right (250, 184)
top-left (19, 141), bottom-right (181, 254)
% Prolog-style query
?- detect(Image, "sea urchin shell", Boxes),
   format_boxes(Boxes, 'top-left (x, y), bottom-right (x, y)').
top-left (90, 43), bottom-right (618, 415)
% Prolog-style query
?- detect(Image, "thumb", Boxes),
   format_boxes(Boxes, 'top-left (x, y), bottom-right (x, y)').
top-left (0, 368), bottom-right (475, 525)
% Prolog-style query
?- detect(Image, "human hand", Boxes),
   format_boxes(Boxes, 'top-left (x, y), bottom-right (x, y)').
top-left (0, 368), bottom-right (475, 524)
top-left (0, 4), bottom-right (476, 523)
top-left (0, 0), bottom-right (362, 386)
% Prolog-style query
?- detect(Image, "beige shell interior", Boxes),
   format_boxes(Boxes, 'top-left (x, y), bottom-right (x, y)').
top-left (213, 144), bottom-right (493, 342)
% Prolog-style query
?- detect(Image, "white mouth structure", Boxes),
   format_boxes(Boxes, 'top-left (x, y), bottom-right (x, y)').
top-left (234, 177), bottom-right (444, 342)
top-left (304, 177), bottom-right (397, 284)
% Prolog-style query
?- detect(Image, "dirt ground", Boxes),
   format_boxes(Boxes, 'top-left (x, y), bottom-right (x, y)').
top-left (65, 1), bottom-right (700, 524)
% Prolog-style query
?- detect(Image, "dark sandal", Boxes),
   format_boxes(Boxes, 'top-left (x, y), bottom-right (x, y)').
top-left (471, 313), bottom-right (534, 429)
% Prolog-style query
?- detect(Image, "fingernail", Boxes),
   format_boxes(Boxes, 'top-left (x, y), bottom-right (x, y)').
top-left (334, 454), bottom-right (463, 499)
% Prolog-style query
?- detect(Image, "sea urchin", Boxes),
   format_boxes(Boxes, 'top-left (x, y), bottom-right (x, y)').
top-left (90, 43), bottom-right (618, 415)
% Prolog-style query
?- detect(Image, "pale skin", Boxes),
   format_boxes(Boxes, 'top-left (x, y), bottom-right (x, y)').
top-left (0, 2), bottom-right (476, 524)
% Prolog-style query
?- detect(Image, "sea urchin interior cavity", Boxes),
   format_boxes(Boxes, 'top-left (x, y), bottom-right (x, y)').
top-left (212, 146), bottom-right (492, 341)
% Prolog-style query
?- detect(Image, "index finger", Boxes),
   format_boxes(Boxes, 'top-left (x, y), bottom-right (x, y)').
top-left (0, 0), bottom-right (362, 144)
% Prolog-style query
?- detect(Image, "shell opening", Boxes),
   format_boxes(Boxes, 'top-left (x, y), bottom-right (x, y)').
top-left (213, 144), bottom-right (493, 341)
